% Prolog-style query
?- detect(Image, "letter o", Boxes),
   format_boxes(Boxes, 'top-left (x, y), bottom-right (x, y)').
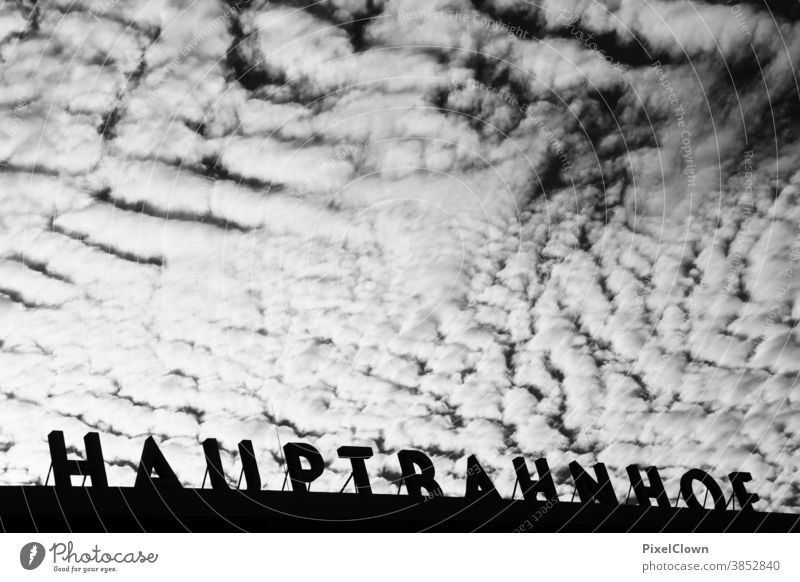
top-left (680, 468), bottom-right (727, 510)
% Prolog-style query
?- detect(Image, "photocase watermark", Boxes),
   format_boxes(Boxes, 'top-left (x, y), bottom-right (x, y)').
top-left (20, 542), bottom-right (46, 570)
top-left (455, 77), bottom-right (572, 170)
top-left (513, 495), bottom-right (560, 531)
top-left (556, 9), bottom-right (629, 75)
top-left (8, 90), bottom-right (31, 133)
top-left (457, 77), bottom-right (522, 110)
top-left (726, 0), bottom-right (752, 36)
top-left (759, 230), bottom-right (800, 337)
top-left (652, 58), bottom-right (690, 141)
top-left (87, 0), bottom-right (123, 21)
top-left (620, 151), bottom-right (758, 345)
top-left (129, 4), bottom-right (239, 118)
top-left (635, 278), bottom-right (710, 380)
top-left (16, 540), bottom-right (160, 574)
top-left (620, 273), bottom-right (654, 334)
top-left (397, 9), bottom-right (530, 40)
top-left (420, 459), bottom-right (490, 502)
top-left (286, 142), bottom-right (367, 198)
top-left (652, 60), bottom-right (696, 198)
top-left (678, 129), bottom-right (697, 197)
top-left (0, 90), bottom-right (31, 189)
top-left (47, 541), bottom-right (158, 574)
top-left (530, 114), bottom-right (571, 171)
top-left (422, 487), bottom-right (445, 502)
top-left (721, 150), bottom-right (756, 296)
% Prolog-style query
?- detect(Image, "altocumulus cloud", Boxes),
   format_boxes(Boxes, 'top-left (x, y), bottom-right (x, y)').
top-left (0, 0), bottom-right (799, 509)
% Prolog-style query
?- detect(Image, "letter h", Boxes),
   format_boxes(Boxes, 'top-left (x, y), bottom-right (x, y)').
top-left (47, 431), bottom-right (108, 487)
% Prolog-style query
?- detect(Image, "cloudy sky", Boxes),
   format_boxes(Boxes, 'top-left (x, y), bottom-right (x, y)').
top-left (0, 0), bottom-right (799, 512)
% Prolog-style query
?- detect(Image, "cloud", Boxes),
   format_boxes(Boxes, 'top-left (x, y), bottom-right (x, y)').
top-left (0, 0), bottom-right (798, 512)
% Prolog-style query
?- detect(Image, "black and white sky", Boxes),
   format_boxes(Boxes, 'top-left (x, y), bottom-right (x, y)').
top-left (0, 0), bottom-right (799, 511)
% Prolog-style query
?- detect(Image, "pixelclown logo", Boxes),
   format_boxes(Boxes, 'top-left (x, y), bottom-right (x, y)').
top-left (20, 542), bottom-right (46, 570)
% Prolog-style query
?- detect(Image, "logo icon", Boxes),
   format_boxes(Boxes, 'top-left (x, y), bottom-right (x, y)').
top-left (20, 542), bottom-right (46, 570)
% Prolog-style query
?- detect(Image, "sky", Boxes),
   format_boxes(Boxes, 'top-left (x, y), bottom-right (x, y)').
top-left (0, 0), bottom-right (799, 512)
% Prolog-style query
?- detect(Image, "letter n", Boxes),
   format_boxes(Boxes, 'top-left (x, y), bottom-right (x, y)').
top-left (48, 431), bottom-right (108, 487)
top-left (569, 461), bottom-right (618, 505)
